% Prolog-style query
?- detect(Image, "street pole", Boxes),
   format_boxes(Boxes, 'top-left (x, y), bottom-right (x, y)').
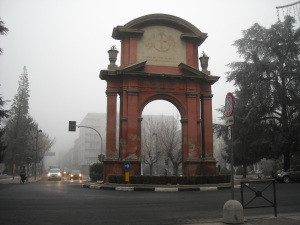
top-left (77, 126), bottom-right (103, 162)
top-left (35, 129), bottom-right (42, 180)
top-left (152, 133), bottom-right (158, 175)
top-left (225, 92), bottom-right (235, 200)
top-left (230, 125), bottom-right (234, 200)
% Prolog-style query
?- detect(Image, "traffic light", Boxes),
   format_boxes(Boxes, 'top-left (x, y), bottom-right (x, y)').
top-left (68, 121), bottom-right (76, 131)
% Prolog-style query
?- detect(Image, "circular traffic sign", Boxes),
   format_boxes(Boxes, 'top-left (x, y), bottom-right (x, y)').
top-left (225, 93), bottom-right (234, 116)
top-left (124, 161), bottom-right (131, 172)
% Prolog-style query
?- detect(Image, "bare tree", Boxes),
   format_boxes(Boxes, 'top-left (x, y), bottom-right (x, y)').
top-left (142, 114), bottom-right (182, 176)
top-left (159, 115), bottom-right (182, 176)
top-left (141, 116), bottom-right (160, 176)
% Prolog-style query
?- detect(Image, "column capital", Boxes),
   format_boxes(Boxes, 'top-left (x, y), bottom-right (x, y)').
top-left (186, 91), bottom-right (199, 98)
top-left (180, 118), bottom-right (188, 123)
top-left (120, 117), bottom-right (128, 121)
top-left (127, 89), bottom-right (139, 96)
top-left (201, 94), bottom-right (213, 99)
top-left (106, 90), bottom-right (118, 96)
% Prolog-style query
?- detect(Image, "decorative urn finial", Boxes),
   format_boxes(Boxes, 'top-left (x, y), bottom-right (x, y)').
top-left (199, 51), bottom-right (210, 75)
top-left (107, 45), bottom-right (118, 69)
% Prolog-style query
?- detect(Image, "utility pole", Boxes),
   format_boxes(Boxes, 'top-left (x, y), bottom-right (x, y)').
top-left (225, 93), bottom-right (235, 200)
top-left (35, 129), bottom-right (42, 180)
top-left (153, 133), bottom-right (158, 175)
top-left (77, 125), bottom-right (104, 162)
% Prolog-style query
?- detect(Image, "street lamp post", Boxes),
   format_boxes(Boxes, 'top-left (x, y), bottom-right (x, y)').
top-left (35, 129), bottom-right (42, 180)
top-left (77, 126), bottom-right (104, 162)
top-left (153, 133), bottom-right (158, 175)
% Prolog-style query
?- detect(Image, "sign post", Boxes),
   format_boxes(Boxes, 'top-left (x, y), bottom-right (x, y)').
top-left (124, 161), bottom-right (131, 183)
top-left (225, 92), bottom-right (235, 200)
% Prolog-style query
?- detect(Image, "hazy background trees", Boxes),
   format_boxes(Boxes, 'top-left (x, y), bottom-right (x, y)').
top-left (141, 114), bottom-right (182, 176)
top-left (159, 115), bottom-right (182, 176)
top-left (217, 16), bottom-right (300, 175)
top-left (141, 116), bottom-right (160, 176)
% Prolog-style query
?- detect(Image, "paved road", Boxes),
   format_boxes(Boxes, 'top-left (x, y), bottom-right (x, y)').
top-left (0, 179), bottom-right (299, 225)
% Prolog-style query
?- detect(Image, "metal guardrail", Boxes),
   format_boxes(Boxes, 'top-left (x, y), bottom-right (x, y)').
top-left (241, 179), bottom-right (277, 217)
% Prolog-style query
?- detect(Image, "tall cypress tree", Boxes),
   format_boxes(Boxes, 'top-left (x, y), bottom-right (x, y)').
top-left (0, 17), bottom-right (9, 55)
top-left (0, 94), bottom-right (9, 163)
top-left (4, 66), bottom-right (33, 173)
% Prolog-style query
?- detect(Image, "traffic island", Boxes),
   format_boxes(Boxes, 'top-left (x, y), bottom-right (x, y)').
top-left (82, 182), bottom-right (240, 192)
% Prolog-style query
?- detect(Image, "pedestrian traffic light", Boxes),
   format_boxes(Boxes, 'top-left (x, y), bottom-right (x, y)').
top-left (69, 121), bottom-right (76, 131)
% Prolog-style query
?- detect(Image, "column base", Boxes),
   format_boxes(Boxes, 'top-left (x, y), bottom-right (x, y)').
top-left (103, 159), bottom-right (141, 183)
top-left (183, 158), bottom-right (216, 176)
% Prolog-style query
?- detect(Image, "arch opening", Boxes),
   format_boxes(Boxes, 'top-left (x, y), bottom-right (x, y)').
top-left (141, 100), bottom-right (182, 176)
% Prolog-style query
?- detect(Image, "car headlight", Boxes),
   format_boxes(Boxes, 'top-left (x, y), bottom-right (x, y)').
top-left (277, 174), bottom-right (282, 177)
top-left (71, 174), bottom-right (73, 177)
top-left (47, 173), bottom-right (50, 177)
top-left (79, 174), bottom-right (82, 177)
top-left (58, 172), bottom-right (61, 176)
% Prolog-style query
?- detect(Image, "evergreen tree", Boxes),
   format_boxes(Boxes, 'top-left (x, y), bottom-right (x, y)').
top-left (4, 66), bottom-right (32, 173)
top-left (0, 17), bottom-right (9, 54)
top-left (0, 94), bottom-right (9, 163)
top-left (215, 91), bottom-right (271, 178)
top-left (226, 16), bottom-right (300, 171)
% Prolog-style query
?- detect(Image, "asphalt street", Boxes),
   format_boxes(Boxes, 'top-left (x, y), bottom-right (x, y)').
top-left (0, 178), bottom-right (300, 225)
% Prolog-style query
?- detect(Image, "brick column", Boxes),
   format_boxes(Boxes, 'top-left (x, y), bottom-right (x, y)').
top-left (186, 91), bottom-right (200, 159)
top-left (106, 90), bottom-right (118, 159)
top-left (201, 94), bottom-right (214, 159)
top-left (119, 89), bottom-right (128, 159)
top-left (181, 118), bottom-right (188, 160)
top-left (126, 89), bottom-right (139, 159)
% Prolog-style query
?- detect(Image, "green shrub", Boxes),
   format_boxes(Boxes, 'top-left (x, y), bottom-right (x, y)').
top-left (89, 163), bottom-right (103, 182)
top-left (106, 175), bottom-right (230, 185)
top-left (220, 167), bottom-right (230, 175)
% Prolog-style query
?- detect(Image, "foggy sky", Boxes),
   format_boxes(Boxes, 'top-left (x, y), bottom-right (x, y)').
top-left (0, 0), bottom-right (294, 160)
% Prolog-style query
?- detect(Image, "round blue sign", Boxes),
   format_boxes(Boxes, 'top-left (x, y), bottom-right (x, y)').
top-left (124, 161), bottom-right (131, 172)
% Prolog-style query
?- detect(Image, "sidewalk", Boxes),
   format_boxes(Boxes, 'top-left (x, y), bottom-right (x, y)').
top-left (0, 174), bottom-right (42, 184)
top-left (192, 213), bottom-right (300, 224)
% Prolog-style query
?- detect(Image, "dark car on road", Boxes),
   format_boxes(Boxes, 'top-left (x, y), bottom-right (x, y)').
top-left (275, 165), bottom-right (300, 183)
top-left (69, 170), bottom-right (82, 180)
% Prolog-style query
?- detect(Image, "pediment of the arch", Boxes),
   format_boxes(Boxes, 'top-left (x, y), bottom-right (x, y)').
top-left (112, 14), bottom-right (207, 46)
top-left (122, 61), bottom-right (147, 72)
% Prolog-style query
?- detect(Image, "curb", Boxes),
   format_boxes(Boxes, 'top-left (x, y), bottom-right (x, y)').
top-left (82, 184), bottom-right (239, 192)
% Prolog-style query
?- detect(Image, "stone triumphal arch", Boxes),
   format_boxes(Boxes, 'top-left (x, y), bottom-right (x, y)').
top-left (100, 14), bottom-right (219, 182)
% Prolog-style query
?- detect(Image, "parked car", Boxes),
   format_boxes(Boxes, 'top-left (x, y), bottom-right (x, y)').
top-left (47, 168), bottom-right (62, 181)
top-left (69, 170), bottom-right (82, 180)
top-left (275, 166), bottom-right (300, 183)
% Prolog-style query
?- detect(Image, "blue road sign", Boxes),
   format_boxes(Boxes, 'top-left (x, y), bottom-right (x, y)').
top-left (124, 161), bottom-right (131, 172)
